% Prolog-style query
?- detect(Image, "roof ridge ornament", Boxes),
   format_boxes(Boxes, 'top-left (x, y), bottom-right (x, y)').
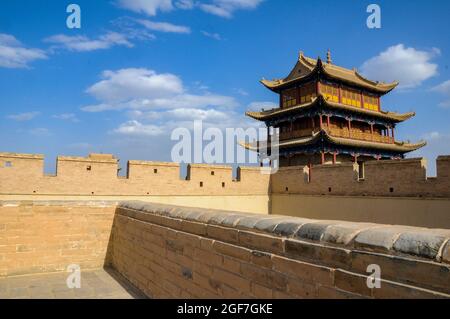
top-left (327, 49), bottom-right (332, 64)
top-left (298, 50), bottom-right (304, 60)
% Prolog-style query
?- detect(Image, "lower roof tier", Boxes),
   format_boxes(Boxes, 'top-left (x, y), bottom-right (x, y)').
top-left (240, 130), bottom-right (426, 157)
top-left (246, 95), bottom-right (415, 125)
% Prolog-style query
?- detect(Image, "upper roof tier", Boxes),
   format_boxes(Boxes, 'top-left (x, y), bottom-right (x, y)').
top-left (261, 52), bottom-right (399, 94)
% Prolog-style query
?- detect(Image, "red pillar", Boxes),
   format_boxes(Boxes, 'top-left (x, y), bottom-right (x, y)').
top-left (333, 152), bottom-right (337, 164)
top-left (321, 152), bottom-right (325, 165)
top-left (327, 115), bottom-right (331, 128)
top-left (319, 115), bottom-right (323, 129)
top-left (360, 91), bottom-right (364, 108)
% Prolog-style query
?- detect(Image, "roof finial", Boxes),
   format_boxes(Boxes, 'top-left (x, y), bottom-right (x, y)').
top-left (327, 49), bottom-right (332, 64)
top-left (298, 50), bottom-right (304, 60)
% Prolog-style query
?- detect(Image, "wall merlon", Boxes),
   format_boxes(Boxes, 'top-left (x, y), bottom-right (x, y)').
top-left (57, 154), bottom-right (118, 164)
top-left (0, 152), bottom-right (44, 160)
top-left (128, 160), bottom-right (180, 167)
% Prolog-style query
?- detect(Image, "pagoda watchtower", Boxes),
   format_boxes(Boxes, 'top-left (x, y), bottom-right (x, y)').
top-left (244, 50), bottom-right (426, 167)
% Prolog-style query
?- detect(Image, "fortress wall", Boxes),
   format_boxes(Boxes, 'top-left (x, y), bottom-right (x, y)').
top-left (0, 201), bottom-right (116, 277)
top-left (271, 157), bottom-right (450, 198)
top-left (0, 153), bottom-right (270, 214)
top-left (1, 201), bottom-right (449, 298)
top-left (1, 152), bottom-right (450, 224)
top-left (109, 202), bottom-right (450, 299)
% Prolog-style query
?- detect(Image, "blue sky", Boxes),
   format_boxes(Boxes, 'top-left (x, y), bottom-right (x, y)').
top-left (1, 0), bottom-right (449, 175)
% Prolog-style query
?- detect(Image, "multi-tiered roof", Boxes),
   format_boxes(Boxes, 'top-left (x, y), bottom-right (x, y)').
top-left (243, 51), bottom-right (426, 164)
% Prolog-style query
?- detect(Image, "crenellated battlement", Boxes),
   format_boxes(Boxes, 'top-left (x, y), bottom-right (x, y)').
top-left (0, 152), bottom-right (269, 197)
top-left (272, 157), bottom-right (450, 198)
top-left (1, 152), bottom-right (450, 198)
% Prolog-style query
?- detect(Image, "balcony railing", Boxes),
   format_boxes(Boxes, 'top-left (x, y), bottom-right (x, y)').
top-left (328, 128), bottom-right (393, 144)
top-left (278, 127), bottom-right (394, 144)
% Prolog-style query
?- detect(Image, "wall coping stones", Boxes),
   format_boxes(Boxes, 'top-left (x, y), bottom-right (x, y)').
top-left (118, 201), bottom-right (450, 266)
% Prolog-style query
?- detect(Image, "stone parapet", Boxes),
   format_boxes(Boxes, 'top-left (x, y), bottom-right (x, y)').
top-left (112, 201), bottom-right (450, 298)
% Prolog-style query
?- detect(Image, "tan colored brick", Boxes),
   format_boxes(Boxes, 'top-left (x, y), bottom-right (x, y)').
top-left (272, 255), bottom-right (334, 286)
top-left (251, 282), bottom-right (273, 299)
top-left (181, 220), bottom-right (207, 236)
top-left (193, 248), bottom-right (223, 266)
top-left (287, 280), bottom-right (317, 299)
top-left (213, 241), bottom-right (252, 261)
top-left (207, 225), bottom-right (239, 243)
top-left (334, 269), bottom-right (372, 297)
top-left (240, 262), bottom-right (287, 290)
top-left (212, 268), bottom-right (251, 294)
top-left (238, 231), bottom-right (284, 254)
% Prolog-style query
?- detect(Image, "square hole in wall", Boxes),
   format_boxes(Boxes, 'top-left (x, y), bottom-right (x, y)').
top-left (285, 187), bottom-right (289, 192)
top-left (154, 169), bottom-right (158, 174)
top-left (200, 182), bottom-right (203, 187)
top-left (222, 182), bottom-right (225, 188)
top-left (328, 187), bottom-right (332, 193)
top-left (211, 171), bottom-right (215, 176)
top-left (390, 187), bottom-right (394, 193)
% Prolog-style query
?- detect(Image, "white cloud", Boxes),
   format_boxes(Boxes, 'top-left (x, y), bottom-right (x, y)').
top-left (81, 67), bottom-right (250, 137)
top-left (44, 32), bottom-right (133, 52)
top-left (116, 0), bottom-right (174, 16)
top-left (0, 34), bottom-right (47, 69)
top-left (137, 19), bottom-right (191, 34)
top-left (116, 0), bottom-right (263, 18)
top-left (199, 0), bottom-right (264, 18)
top-left (247, 101), bottom-right (278, 111)
top-left (7, 112), bottom-right (40, 121)
top-left (113, 120), bottom-right (164, 136)
top-left (175, 0), bottom-right (194, 9)
top-left (82, 68), bottom-right (238, 112)
top-left (431, 80), bottom-right (450, 108)
top-left (85, 68), bottom-right (184, 103)
top-left (166, 108), bottom-right (229, 121)
top-left (201, 31), bottom-right (222, 40)
top-left (360, 44), bottom-right (439, 89)
top-left (52, 113), bottom-right (79, 122)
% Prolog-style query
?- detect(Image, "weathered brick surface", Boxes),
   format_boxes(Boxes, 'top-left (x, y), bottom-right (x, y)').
top-left (0, 202), bottom-right (116, 277)
top-left (110, 202), bottom-right (450, 299)
top-left (1, 201), bottom-right (449, 299)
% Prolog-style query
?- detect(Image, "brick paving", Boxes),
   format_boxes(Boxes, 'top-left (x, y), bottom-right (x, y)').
top-left (0, 268), bottom-right (146, 299)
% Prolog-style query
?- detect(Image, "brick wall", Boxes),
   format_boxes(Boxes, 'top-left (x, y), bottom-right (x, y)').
top-left (0, 201), bottom-right (116, 277)
top-left (0, 153), bottom-right (269, 197)
top-left (271, 157), bottom-right (450, 198)
top-left (1, 153), bottom-right (450, 199)
top-left (109, 202), bottom-right (450, 299)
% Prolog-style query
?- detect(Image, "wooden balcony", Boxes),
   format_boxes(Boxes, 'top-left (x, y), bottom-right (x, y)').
top-left (279, 127), bottom-right (394, 144)
top-left (327, 128), bottom-right (394, 144)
